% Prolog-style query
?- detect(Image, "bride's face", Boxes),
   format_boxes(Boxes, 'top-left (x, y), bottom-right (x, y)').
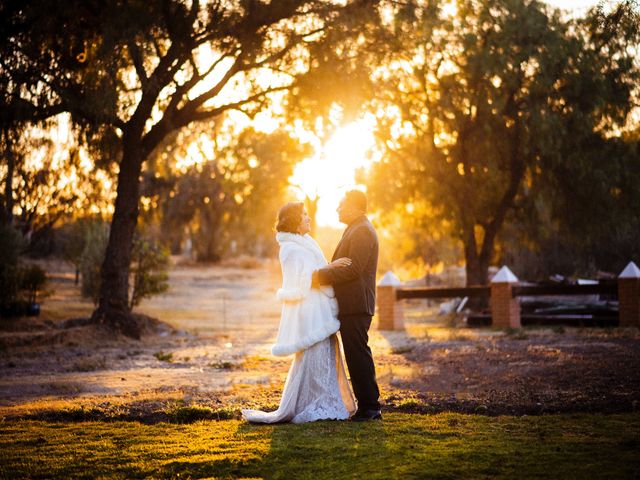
top-left (297, 209), bottom-right (311, 235)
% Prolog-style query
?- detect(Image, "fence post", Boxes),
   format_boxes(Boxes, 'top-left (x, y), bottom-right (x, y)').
top-left (377, 271), bottom-right (404, 331)
top-left (618, 261), bottom-right (640, 327)
top-left (490, 266), bottom-right (521, 328)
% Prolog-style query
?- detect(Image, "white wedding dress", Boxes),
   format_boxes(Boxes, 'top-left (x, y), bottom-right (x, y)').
top-left (242, 233), bottom-right (356, 424)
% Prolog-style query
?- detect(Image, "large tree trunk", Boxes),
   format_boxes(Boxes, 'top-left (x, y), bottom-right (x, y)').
top-left (90, 137), bottom-right (144, 338)
top-left (463, 227), bottom-right (492, 312)
top-left (463, 227), bottom-right (491, 286)
top-left (464, 248), bottom-right (491, 286)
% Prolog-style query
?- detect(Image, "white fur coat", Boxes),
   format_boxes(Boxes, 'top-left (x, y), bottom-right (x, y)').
top-left (271, 232), bottom-right (340, 356)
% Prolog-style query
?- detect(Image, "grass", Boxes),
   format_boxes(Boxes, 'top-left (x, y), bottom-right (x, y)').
top-left (162, 404), bottom-right (238, 423)
top-left (208, 360), bottom-right (237, 369)
top-left (153, 351), bottom-right (174, 363)
top-left (1, 413), bottom-right (638, 479)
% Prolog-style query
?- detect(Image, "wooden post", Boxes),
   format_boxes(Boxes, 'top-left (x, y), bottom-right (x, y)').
top-left (490, 266), bottom-right (521, 328)
top-left (618, 261), bottom-right (640, 327)
top-left (377, 271), bottom-right (404, 330)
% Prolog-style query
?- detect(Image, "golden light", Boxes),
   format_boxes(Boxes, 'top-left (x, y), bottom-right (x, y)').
top-left (441, 0), bottom-right (458, 18)
top-left (289, 116), bottom-right (377, 227)
top-left (175, 134), bottom-right (216, 172)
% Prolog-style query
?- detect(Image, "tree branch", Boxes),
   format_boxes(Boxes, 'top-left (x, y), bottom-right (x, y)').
top-left (186, 85), bottom-right (290, 123)
top-left (177, 53), bottom-right (244, 117)
top-left (127, 41), bottom-right (148, 89)
top-left (142, 85), bottom-right (290, 156)
top-left (166, 47), bottom-right (241, 118)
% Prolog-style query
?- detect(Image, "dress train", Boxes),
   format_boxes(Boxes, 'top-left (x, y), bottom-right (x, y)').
top-left (242, 334), bottom-right (356, 423)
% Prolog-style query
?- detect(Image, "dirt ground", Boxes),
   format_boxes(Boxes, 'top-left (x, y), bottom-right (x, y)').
top-left (1, 259), bottom-right (639, 420)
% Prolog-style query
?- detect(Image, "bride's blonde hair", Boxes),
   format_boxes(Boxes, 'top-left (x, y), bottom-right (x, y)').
top-left (275, 202), bottom-right (304, 233)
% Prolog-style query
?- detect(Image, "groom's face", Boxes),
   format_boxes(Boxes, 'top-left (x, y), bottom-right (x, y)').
top-left (337, 198), bottom-right (357, 225)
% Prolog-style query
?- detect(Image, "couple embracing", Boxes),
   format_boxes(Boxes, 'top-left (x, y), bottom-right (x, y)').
top-left (242, 190), bottom-right (382, 424)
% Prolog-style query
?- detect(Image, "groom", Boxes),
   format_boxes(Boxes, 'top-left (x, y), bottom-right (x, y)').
top-left (312, 190), bottom-right (382, 421)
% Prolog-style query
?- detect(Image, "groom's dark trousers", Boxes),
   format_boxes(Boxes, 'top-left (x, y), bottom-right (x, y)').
top-left (315, 215), bottom-right (381, 411)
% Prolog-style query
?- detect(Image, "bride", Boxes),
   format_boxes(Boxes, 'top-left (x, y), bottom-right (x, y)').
top-left (242, 202), bottom-right (356, 423)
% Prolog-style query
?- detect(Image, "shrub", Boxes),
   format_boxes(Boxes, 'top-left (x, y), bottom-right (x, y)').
top-left (59, 219), bottom-right (93, 285)
top-left (79, 224), bottom-right (170, 309)
top-left (20, 264), bottom-right (48, 303)
top-left (154, 351), bottom-right (173, 362)
top-left (79, 222), bottom-right (109, 305)
top-left (129, 236), bottom-right (170, 309)
top-left (0, 225), bottom-right (24, 314)
top-left (0, 225), bottom-right (49, 316)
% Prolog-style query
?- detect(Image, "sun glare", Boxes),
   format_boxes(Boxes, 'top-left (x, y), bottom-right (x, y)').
top-left (289, 117), bottom-right (377, 228)
top-left (441, 1), bottom-right (458, 17)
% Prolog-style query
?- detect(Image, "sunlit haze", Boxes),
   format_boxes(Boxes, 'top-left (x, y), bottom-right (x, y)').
top-left (33, 0), bottom-right (606, 228)
top-left (289, 116), bottom-right (377, 227)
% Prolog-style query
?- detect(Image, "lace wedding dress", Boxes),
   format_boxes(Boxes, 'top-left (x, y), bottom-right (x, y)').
top-left (242, 232), bottom-right (356, 423)
top-left (242, 334), bottom-right (355, 424)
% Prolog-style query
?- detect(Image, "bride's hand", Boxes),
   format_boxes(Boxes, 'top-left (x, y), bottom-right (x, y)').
top-left (329, 257), bottom-right (351, 268)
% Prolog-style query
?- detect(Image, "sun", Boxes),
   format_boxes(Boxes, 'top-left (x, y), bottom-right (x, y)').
top-left (289, 117), bottom-right (377, 228)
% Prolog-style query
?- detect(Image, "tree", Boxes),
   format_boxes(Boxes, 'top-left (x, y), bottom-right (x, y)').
top-left (499, 133), bottom-right (640, 278)
top-left (228, 127), bottom-right (312, 253)
top-left (140, 120), bottom-right (309, 260)
top-left (373, 200), bottom-right (462, 279)
top-left (365, 0), bottom-right (640, 285)
top-left (3, 0), bottom-right (372, 336)
top-left (129, 236), bottom-right (170, 309)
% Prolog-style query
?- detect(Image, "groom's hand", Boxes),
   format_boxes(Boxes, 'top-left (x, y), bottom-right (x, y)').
top-left (329, 257), bottom-right (352, 268)
top-left (317, 227), bottom-right (375, 286)
top-left (311, 270), bottom-right (321, 288)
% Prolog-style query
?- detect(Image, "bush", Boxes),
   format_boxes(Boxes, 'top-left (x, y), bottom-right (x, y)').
top-left (0, 264), bottom-right (21, 310)
top-left (58, 219), bottom-right (94, 285)
top-left (0, 225), bottom-right (24, 314)
top-left (0, 225), bottom-right (49, 317)
top-left (129, 236), bottom-right (170, 309)
top-left (20, 264), bottom-right (48, 304)
top-left (79, 222), bottom-right (110, 305)
top-left (79, 225), bottom-right (170, 309)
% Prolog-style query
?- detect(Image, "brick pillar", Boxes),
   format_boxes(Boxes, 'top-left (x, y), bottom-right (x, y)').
top-left (490, 266), bottom-right (521, 328)
top-left (618, 261), bottom-right (640, 327)
top-left (377, 271), bottom-right (404, 331)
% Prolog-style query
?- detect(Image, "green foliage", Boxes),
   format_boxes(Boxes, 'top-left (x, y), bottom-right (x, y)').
top-left (78, 221), bottom-right (169, 309)
top-left (60, 222), bottom-right (87, 270)
top-left (153, 351), bottom-right (173, 363)
top-left (3, 0), bottom-right (360, 322)
top-left (129, 236), bottom-right (169, 309)
top-left (19, 264), bottom-right (47, 304)
top-left (161, 405), bottom-right (236, 423)
top-left (1, 123), bottom-right (113, 254)
top-left (0, 225), bottom-right (47, 313)
top-left (226, 128), bottom-right (312, 257)
top-left (59, 218), bottom-right (102, 284)
top-left (79, 222), bottom-right (109, 305)
top-left (365, 0), bottom-right (640, 283)
top-left (0, 224), bottom-right (23, 308)
top-left (1, 413), bottom-right (639, 478)
top-left (146, 126), bottom-right (309, 261)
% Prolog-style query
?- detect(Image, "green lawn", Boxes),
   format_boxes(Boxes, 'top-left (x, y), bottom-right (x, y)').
top-left (1, 413), bottom-right (638, 479)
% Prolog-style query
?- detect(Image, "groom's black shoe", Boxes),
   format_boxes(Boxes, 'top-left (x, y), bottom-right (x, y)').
top-left (351, 409), bottom-right (382, 422)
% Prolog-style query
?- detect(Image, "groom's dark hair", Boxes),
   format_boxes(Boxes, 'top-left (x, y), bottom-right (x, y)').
top-left (275, 202), bottom-right (304, 233)
top-left (344, 189), bottom-right (367, 213)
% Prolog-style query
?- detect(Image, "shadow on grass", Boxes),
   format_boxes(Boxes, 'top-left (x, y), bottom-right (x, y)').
top-left (160, 419), bottom-right (390, 479)
top-left (2, 413), bottom-right (639, 479)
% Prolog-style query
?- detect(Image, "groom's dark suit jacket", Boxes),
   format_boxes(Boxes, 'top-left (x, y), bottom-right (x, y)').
top-left (316, 215), bottom-right (378, 316)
